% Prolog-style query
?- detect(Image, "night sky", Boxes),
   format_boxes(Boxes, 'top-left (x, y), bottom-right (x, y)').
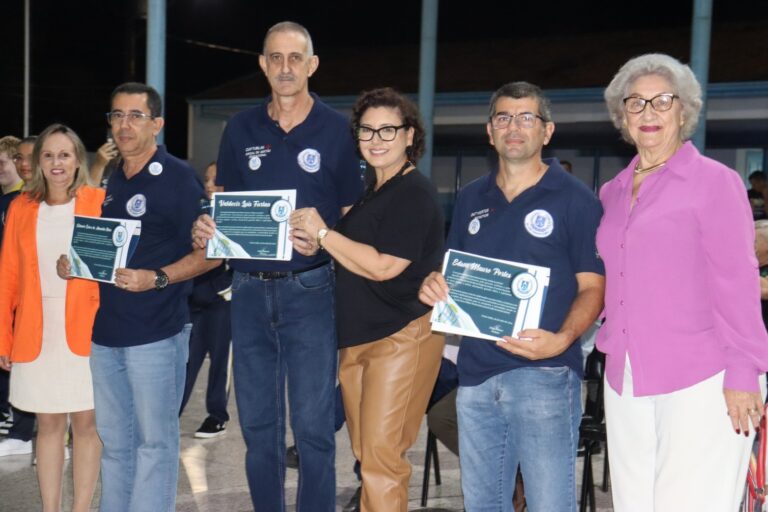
top-left (1, 0), bottom-right (766, 159)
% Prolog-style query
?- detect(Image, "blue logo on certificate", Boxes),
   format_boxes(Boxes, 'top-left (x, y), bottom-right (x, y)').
top-left (270, 199), bottom-right (292, 222)
top-left (511, 272), bottom-right (538, 299)
top-left (112, 226), bottom-right (128, 247)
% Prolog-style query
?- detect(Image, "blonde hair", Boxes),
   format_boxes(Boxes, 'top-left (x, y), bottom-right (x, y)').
top-left (27, 124), bottom-right (91, 202)
top-left (0, 136), bottom-right (20, 159)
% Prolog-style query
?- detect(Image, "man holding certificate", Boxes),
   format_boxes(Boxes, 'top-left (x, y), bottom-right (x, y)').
top-left (58, 82), bottom-right (219, 512)
top-left (419, 82), bottom-right (605, 512)
top-left (192, 22), bottom-right (363, 512)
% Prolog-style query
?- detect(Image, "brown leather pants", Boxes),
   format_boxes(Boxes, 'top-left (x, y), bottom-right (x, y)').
top-left (339, 313), bottom-right (444, 512)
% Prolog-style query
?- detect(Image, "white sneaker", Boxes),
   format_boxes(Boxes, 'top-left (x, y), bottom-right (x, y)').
top-left (0, 413), bottom-right (12, 435)
top-left (0, 438), bottom-right (33, 457)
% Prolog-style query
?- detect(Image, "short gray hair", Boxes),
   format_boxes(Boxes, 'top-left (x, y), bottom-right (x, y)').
top-left (263, 21), bottom-right (314, 57)
top-left (604, 53), bottom-right (702, 143)
top-left (488, 81), bottom-right (552, 122)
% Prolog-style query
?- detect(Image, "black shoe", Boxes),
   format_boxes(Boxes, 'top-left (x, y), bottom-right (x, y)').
top-left (286, 445), bottom-right (299, 469)
top-left (342, 485), bottom-right (361, 512)
top-left (194, 417), bottom-right (227, 439)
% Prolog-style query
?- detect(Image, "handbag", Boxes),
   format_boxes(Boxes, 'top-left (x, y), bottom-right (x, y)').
top-left (745, 406), bottom-right (767, 511)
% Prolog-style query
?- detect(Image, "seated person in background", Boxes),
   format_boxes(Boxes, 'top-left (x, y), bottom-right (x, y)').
top-left (427, 337), bottom-right (526, 512)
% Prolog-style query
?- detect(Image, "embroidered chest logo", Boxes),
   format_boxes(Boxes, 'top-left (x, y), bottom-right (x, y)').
top-left (126, 194), bottom-right (147, 218)
top-left (467, 208), bottom-right (491, 235)
top-left (244, 145), bottom-right (272, 171)
top-left (298, 148), bottom-right (321, 173)
top-left (524, 209), bottom-right (554, 238)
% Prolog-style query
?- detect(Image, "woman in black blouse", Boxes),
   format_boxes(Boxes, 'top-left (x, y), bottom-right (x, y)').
top-left (290, 88), bottom-right (445, 512)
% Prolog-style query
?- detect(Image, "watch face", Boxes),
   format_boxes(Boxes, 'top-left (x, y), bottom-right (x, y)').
top-left (155, 271), bottom-right (169, 289)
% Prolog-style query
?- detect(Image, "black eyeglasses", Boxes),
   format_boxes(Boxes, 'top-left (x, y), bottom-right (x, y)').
top-left (356, 124), bottom-right (408, 142)
top-left (106, 111), bottom-right (155, 125)
top-left (489, 112), bottom-right (546, 130)
top-left (622, 94), bottom-right (678, 114)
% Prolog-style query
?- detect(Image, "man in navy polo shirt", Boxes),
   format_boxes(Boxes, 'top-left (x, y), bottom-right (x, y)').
top-left (194, 22), bottom-right (362, 511)
top-left (81, 82), bottom-right (219, 512)
top-left (419, 82), bottom-right (605, 511)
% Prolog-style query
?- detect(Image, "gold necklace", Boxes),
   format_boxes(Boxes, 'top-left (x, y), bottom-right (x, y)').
top-left (634, 161), bottom-right (667, 175)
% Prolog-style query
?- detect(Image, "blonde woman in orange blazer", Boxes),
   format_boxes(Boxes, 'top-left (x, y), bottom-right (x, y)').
top-left (0, 124), bottom-right (104, 512)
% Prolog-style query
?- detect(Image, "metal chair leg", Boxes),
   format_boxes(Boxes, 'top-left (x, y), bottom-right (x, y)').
top-left (431, 432), bottom-right (441, 486)
top-left (580, 443), bottom-right (591, 512)
top-left (602, 443), bottom-right (610, 492)
top-left (421, 430), bottom-right (435, 507)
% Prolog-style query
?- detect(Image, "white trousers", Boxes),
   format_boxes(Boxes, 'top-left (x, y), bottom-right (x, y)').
top-left (604, 358), bottom-right (765, 512)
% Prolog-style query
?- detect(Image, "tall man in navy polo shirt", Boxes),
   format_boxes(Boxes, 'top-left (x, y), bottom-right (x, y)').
top-left (419, 82), bottom-right (605, 511)
top-left (84, 82), bottom-right (219, 512)
top-left (194, 22), bottom-right (362, 511)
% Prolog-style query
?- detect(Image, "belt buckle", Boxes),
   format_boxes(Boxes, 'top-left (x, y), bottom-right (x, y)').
top-left (255, 270), bottom-right (286, 280)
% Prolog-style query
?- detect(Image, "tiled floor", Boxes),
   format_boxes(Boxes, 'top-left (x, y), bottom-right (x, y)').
top-left (0, 359), bottom-right (614, 511)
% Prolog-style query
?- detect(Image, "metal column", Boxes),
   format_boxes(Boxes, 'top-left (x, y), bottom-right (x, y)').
top-left (690, 0), bottom-right (712, 150)
top-left (146, 0), bottom-right (167, 143)
top-left (23, 0), bottom-right (30, 136)
top-left (418, 0), bottom-right (439, 178)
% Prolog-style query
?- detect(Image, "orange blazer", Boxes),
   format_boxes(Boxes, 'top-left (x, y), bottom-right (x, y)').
top-left (0, 186), bottom-right (105, 362)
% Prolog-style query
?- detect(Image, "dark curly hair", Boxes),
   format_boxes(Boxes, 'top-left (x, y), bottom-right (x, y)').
top-left (350, 87), bottom-right (425, 161)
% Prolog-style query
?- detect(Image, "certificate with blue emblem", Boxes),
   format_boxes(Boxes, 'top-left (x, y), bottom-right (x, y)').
top-left (69, 215), bottom-right (141, 283)
top-left (206, 190), bottom-right (296, 260)
top-left (430, 249), bottom-right (551, 341)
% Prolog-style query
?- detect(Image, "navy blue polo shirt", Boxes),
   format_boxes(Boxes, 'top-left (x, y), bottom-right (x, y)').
top-left (216, 93), bottom-right (364, 272)
top-left (93, 145), bottom-right (205, 347)
top-left (447, 159), bottom-right (604, 386)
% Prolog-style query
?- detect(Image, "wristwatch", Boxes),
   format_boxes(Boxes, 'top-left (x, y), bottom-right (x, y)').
top-left (154, 269), bottom-right (169, 290)
top-left (316, 228), bottom-right (329, 249)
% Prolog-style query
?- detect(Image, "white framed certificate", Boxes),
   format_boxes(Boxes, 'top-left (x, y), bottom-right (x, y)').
top-left (430, 249), bottom-right (551, 341)
top-left (206, 190), bottom-right (296, 260)
top-left (69, 215), bottom-right (141, 283)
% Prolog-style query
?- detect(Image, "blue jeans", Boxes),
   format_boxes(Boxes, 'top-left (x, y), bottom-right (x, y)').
top-left (457, 366), bottom-right (581, 512)
top-left (231, 266), bottom-right (336, 512)
top-left (90, 326), bottom-right (191, 512)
